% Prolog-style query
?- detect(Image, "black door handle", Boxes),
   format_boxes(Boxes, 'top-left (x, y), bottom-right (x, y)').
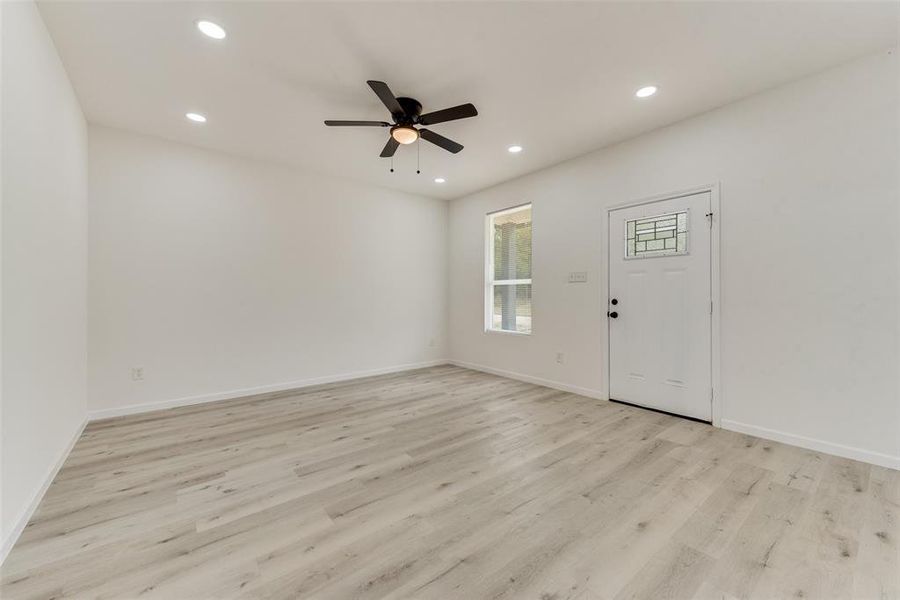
top-left (608, 311), bottom-right (618, 318)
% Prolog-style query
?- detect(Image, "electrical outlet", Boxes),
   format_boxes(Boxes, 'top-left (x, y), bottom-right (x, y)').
top-left (556, 352), bottom-right (565, 364)
top-left (568, 271), bottom-right (588, 283)
top-left (131, 367), bottom-right (144, 381)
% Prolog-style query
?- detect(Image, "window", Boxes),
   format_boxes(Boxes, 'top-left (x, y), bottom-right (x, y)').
top-left (486, 204), bottom-right (532, 334)
top-left (626, 210), bottom-right (688, 258)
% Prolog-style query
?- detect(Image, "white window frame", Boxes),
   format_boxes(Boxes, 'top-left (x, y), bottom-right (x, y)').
top-left (485, 203), bottom-right (532, 335)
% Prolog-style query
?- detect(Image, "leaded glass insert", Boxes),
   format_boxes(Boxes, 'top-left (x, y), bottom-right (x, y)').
top-left (626, 210), bottom-right (688, 258)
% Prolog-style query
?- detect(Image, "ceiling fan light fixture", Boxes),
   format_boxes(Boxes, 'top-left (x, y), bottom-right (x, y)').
top-left (325, 81), bottom-right (475, 158)
top-left (391, 126), bottom-right (419, 145)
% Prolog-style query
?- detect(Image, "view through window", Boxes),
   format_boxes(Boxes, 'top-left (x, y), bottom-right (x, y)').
top-left (486, 204), bottom-right (532, 334)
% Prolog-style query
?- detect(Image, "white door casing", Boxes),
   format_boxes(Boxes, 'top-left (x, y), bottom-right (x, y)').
top-left (608, 191), bottom-right (713, 421)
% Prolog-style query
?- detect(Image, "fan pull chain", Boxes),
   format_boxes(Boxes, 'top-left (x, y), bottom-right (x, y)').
top-left (417, 141), bottom-right (421, 174)
top-left (390, 155), bottom-right (394, 173)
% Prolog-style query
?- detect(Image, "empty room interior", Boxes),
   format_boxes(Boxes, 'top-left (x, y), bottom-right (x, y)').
top-left (2, 1), bottom-right (900, 598)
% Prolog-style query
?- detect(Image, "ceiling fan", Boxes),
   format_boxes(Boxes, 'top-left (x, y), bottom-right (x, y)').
top-left (325, 80), bottom-right (478, 158)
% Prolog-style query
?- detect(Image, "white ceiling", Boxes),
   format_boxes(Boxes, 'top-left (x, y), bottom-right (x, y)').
top-left (39, 1), bottom-right (898, 200)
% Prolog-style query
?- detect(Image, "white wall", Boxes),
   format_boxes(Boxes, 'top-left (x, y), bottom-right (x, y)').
top-left (448, 49), bottom-right (900, 469)
top-left (1, 2), bottom-right (89, 557)
top-left (88, 126), bottom-right (448, 416)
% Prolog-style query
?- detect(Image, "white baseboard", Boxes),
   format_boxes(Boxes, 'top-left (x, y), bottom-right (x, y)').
top-left (1, 417), bottom-right (87, 566)
top-left (721, 419), bottom-right (899, 471)
top-left (88, 360), bottom-right (450, 421)
top-left (449, 359), bottom-right (607, 401)
top-left (450, 360), bottom-right (898, 471)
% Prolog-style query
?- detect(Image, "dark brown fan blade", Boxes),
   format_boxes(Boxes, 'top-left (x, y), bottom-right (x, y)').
top-left (380, 137), bottom-right (400, 158)
top-left (367, 81), bottom-right (405, 119)
top-left (324, 120), bottom-right (390, 127)
top-left (418, 103), bottom-right (477, 126)
top-left (419, 129), bottom-right (463, 154)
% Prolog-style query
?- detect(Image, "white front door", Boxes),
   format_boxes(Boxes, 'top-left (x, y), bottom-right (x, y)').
top-left (608, 191), bottom-right (712, 421)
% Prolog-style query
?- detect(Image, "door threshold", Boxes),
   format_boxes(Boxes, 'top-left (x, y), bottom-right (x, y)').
top-left (609, 398), bottom-right (711, 425)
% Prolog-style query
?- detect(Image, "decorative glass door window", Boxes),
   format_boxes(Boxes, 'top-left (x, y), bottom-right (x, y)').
top-left (626, 210), bottom-right (688, 258)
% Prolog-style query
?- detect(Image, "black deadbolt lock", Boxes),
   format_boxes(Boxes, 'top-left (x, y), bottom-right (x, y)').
top-left (610, 298), bottom-right (618, 305)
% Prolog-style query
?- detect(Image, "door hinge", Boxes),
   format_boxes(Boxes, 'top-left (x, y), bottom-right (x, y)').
top-left (710, 300), bottom-right (713, 315)
top-left (705, 212), bottom-right (714, 228)
top-left (711, 387), bottom-right (714, 401)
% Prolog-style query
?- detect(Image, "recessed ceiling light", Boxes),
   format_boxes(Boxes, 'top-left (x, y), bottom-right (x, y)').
top-left (185, 112), bottom-right (207, 123)
top-left (434, 177), bottom-right (446, 184)
top-left (196, 20), bottom-right (226, 40)
top-left (635, 86), bottom-right (658, 98)
top-left (507, 145), bottom-right (523, 153)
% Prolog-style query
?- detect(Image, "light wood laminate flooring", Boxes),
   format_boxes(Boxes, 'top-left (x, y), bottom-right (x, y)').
top-left (2, 365), bottom-right (897, 599)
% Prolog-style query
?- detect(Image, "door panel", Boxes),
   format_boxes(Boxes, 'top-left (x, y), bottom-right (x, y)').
top-left (608, 192), bottom-right (712, 421)
top-left (661, 267), bottom-right (688, 388)
top-left (624, 271), bottom-right (649, 381)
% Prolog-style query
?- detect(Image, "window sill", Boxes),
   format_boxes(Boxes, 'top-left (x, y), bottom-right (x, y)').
top-left (485, 328), bottom-right (531, 337)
